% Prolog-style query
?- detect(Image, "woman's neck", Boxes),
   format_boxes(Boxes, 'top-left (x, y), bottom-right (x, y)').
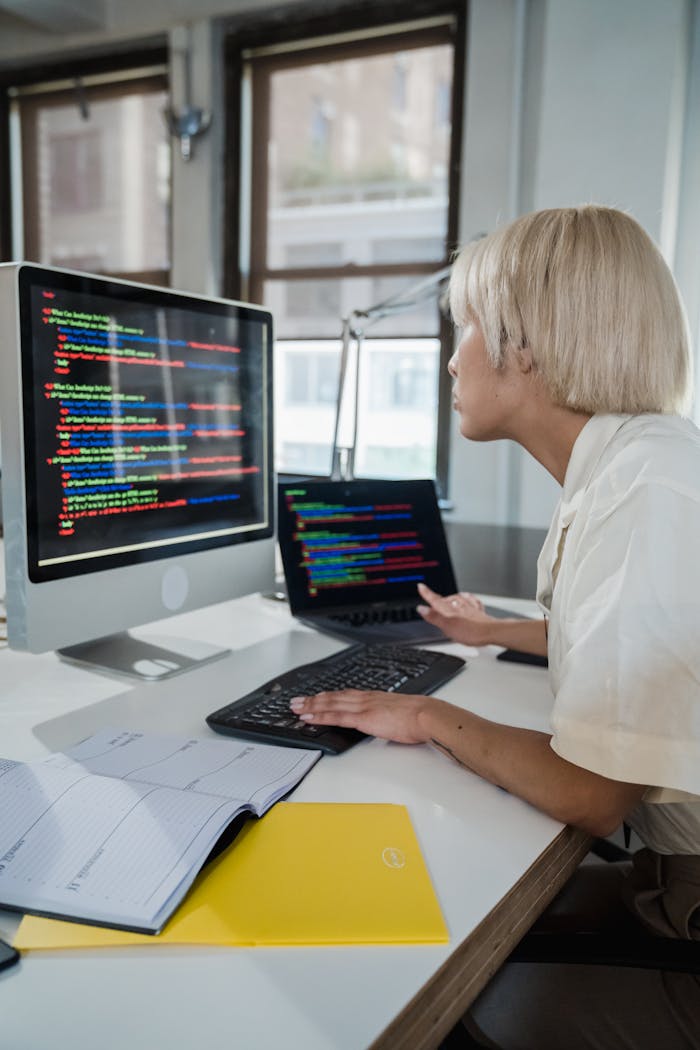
top-left (513, 391), bottom-right (592, 486)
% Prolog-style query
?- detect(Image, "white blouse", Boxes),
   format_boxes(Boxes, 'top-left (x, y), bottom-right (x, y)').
top-left (536, 413), bottom-right (700, 854)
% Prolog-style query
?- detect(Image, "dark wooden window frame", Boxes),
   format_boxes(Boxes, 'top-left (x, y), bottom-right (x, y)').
top-left (222, 0), bottom-right (467, 498)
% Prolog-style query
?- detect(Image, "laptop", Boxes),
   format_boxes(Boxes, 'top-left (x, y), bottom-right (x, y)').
top-left (277, 478), bottom-right (458, 644)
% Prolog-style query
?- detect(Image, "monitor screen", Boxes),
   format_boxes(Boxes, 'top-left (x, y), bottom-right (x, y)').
top-left (21, 269), bottom-right (270, 580)
top-left (0, 263), bottom-right (275, 676)
top-left (277, 478), bottom-right (456, 614)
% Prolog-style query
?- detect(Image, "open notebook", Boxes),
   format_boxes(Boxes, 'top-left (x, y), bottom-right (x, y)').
top-left (277, 478), bottom-right (458, 644)
top-left (0, 729), bottom-right (320, 934)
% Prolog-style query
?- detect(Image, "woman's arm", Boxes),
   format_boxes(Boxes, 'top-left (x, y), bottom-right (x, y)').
top-left (290, 690), bottom-right (646, 837)
top-left (416, 582), bottom-right (548, 656)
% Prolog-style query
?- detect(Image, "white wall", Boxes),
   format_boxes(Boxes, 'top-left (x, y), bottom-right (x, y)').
top-left (526, 0), bottom-right (689, 238)
top-left (515, 0), bottom-right (693, 529)
top-left (1, 0), bottom-right (697, 528)
top-left (675, 0), bottom-right (700, 413)
top-left (450, 0), bottom-right (696, 526)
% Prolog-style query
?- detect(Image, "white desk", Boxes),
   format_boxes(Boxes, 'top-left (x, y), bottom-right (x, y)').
top-left (0, 590), bottom-right (589, 1050)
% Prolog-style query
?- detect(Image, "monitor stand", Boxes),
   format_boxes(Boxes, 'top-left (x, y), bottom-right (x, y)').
top-left (58, 631), bottom-right (230, 682)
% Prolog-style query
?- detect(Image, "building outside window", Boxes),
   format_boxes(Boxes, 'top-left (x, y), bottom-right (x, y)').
top-left (233, 11), bottom-right (463, 490)
top-left (8, 68), bottom-right (170, 284)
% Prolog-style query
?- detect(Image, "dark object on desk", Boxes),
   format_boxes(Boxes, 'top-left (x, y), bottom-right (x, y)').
top-left (277, 478), bottom-right (458, 645)
top-left (206, 643), bottom-right (466, 755)
top-left (497, 648), bottom-right (549, 668)
top-left (0, 938), bottom-right (20, 973)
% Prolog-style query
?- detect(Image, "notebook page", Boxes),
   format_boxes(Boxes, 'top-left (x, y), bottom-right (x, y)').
top-left (45, 728), bottom-right (320, 809)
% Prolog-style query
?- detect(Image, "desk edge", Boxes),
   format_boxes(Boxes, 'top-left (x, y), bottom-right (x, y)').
top-left (370, 825), bottom-right (592, 1050)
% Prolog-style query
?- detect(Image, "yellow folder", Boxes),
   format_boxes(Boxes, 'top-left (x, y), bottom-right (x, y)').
top-left (14, 803), bottom-right (448, 950)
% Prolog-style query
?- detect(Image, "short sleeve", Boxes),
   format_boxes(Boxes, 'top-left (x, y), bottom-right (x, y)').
top-left (548, 480), bottom-right (700, 795)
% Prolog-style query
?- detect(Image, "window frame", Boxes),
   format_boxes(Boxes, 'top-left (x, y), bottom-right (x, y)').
top-left (0, 45), bottom-right (169, 282)
top-left (222, 1), bottom-right (466, 499)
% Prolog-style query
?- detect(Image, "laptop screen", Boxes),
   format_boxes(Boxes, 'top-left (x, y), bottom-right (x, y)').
top-left (278, 479), bottom-right (457, 613)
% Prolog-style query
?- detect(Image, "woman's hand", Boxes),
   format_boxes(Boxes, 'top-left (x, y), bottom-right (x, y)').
top-left (290, 677), bottom-right (646, 838)
top-left (416, 582), bottom-right (500, 646)
top-left (289, 689), bottom-right (438, 744)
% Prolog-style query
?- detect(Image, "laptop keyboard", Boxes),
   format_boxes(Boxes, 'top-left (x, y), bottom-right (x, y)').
top-left (206, 643), bottom-right (466, 755)
top-left (329, 606), bottom-right (420, 627)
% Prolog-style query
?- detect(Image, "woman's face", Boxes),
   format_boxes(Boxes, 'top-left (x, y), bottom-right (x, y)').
top-left (448, 315), bottom-right (524, 442)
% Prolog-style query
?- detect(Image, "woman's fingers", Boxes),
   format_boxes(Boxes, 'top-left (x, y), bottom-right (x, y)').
top-left (417, 581), bottom-right (455, 609)
top-left (416, 583), bottom-right (494, 646)
top-left (417, 582), bottom-right (461, 616)
top-left (289, 689), bottom-right (430, 744)
top-left (417, 581), bottom-right (439, 603)
top-left (291, 689), bottom-right (366, 720)
top-left (417, 582), bottom-right (484, 618)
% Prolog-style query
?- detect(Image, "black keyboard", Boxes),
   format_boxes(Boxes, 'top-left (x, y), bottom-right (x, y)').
top-left (206, 643), bottom-right (466, 755)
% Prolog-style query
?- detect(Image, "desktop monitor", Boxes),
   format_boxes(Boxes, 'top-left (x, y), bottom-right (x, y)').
top-left (0, 263), bottom-right (274, 679)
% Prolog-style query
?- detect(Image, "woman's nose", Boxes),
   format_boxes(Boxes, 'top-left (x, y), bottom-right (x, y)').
top-left (447, 351), bottom-right (458, 378)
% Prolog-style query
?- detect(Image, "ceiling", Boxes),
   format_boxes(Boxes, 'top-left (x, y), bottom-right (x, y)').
top-left (0, 0), bottom-right (107, 34)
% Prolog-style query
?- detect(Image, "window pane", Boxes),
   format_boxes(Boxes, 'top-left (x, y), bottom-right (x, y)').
top-left (22, 86), bottom-right (170, 276)
top-left (273, 337), bottom-right (440, 478)
top-left (49, 130), bottom-right (103, 212)
top-left (372, 236), bottom-right (444, 265)
top-left (266, 44), bottom-right (453, 269)
top-left (284, 348), bottom-right (340, 405)
top-left (283, 278), bottom-right (342, 322)
top-left (355, 338), bottom-right (440, 479)
top-left (265, 273), bottom-right (444, 339)
top-left (274, 339), bottom-right (341, 475)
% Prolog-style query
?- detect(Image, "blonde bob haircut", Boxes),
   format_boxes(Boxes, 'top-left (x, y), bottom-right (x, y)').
top-left (449, 205), bottom-right (693, 415)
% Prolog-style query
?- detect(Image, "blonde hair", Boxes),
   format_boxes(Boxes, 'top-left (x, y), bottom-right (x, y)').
top-left (449, 206), bottom-right (693, 414)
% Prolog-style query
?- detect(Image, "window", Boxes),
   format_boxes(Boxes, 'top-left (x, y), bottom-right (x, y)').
top-left (436, 77), bottom-right (452, 128)
top-left (392, 55), bottom-right (408, 113)
top-left (227, 5), bottom-right (464, 493)
top-left (49, 130), bottom-right (103, 212)
top-left (285, 348), bottom-right (340, 404)
top-left (310, 96), bottom-right (334, 155)
top-left (5, 64), bottom-right (170, 285)
top-left (283, 242), bottom-right (343, 319)
top-left (369, 346), bottom-right (438, 410)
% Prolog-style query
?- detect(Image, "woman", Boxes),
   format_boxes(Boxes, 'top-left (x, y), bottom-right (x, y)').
top-left (290, 206), bottom-right (700, 1049)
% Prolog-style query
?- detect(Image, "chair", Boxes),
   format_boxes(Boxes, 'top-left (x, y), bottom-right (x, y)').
top-left (510, 835), bottom-right (700, 974)
top-left (510, 835), bottom-right (700, 975)
top-left (438, 837), bottom-right (699, 1049)
top-left (509, 928), bottom-right (700, 973)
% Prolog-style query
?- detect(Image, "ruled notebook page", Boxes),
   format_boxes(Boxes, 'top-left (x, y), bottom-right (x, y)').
top-left (0, 729), bottom-right (320, 931)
